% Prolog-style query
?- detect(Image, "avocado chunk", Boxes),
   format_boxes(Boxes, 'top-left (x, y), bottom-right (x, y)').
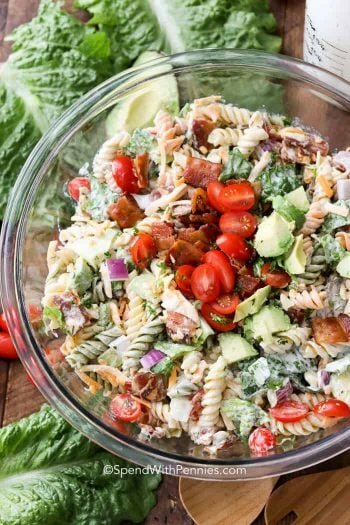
top-left (284, 235), bottom-right (307, 275)
top-left (244, 306), bottom-right (291, 344)
top-left (234, 286), bottom-right (271, 322)
top-left (272, 195), bottom-right (306, 229)
top-left (286, 186), bottom-right (310, 212)
top-left (254, 212), bottom-right (294, 257)
top-left (218, 333), bottom-right (258, 363)
top-left (68, 257), bottom-right (93, 295)
top-left (106, 51), bottom-right (179, 136)
top-left (337, 252), bottom-right (350, 277)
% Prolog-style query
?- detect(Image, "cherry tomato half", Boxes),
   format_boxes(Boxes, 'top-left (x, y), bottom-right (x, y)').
top-left (175, 265), bottom-right (195, 295)
top-left (28, 304), bottom-right (43, 326)
top-left (219, 181), bottom-right (255, 211)
top-left (210, 294), bottom-right (240, 315)
top-left (248, 427), bottom-right (276, 455)
top-left (269, 400), bottom-right (309, 423)
top-left (68, 177), bottom-right (91, 201)
top-left (313, 399), bottom-right (350, 418)
top-left (261, 263), bottom-right (291, 289)
top-left (0, 333), bottom-right (18, 360)
top-left (219, 211), bottom-right (257, 239)
top-left (216, 233), bottom-right (251, 263)
top-left (110, 393), bottom-right (142, 422)
top-left (131, 233), bottom-right (157, 270)
top-left (112, 155), bottom-right (140, 194)
top-left (201, 303), bottom-right (237, 332)
top-left (191, 264), bottom-right (221, 303)
top-left (207, 181), bottom-right (228, 213)
top-left (203, 250), bottom-right (236, 293)
top-left (0, 314), bottom-right (8, 333)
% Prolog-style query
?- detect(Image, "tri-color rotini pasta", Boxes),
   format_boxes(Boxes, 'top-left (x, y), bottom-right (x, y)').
top-left (42, 95), bottom-right (350, 456)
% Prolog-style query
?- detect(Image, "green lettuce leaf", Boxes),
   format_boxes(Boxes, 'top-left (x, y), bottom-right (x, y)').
top-left (0, 0), bottom-right (112, 218)
top-left (320, 200), bottom-right (350, 233)
top-left (259, 163), bottom-right (302, 202)
top-left (76, 0), bottom-right (281, 72)
top-left (0, 405), bottom-right (160, 525)
top-left (222, 398), bottom-right (269, 441)
top-left (219, 148), bottom-right (252, 182)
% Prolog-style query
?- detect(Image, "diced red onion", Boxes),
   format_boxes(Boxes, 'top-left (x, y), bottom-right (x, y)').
top-left (318, 369), bottom-right (331, 389)
top-left (106, 258), bottom-right (128, 281)
top-left (140, 349), bottom-right (166, 369)
top-left (276, 381), bottom-right (293, 404)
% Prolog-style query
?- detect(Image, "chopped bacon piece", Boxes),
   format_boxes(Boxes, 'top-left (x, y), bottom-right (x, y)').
top-left (107, 194), bottom-right (144, 229)
top-left (178, 227), bottom-right (209, 245)
top-left (192, 119), bottom-right (216, 149)
top-left (237, 274), bottom-right (262, 299)
top-left (134, 153), bottom-right (149, 189)
top-left (189, 212), bottom-right (219, 224)
top-left (191, 188), bottom-right (209, 213)
top-left (132, 372), bottom-right (167, 402)
top-left (183, 157), bottom-right (222, 188)
top-left (312, 317), bottom-right (348, 344)
top-left (151, 221), bottom-right (175, 251)
top-left (190, 388), bottom-right (204, 421)
top-left (287, 308), bottom-right (305, 325)
top-left (280, 128), bottom-right (329, 165)
top-left (166, 312), bottom-right (198, 343)
top-left (168, 240), bottom-right (204, 267)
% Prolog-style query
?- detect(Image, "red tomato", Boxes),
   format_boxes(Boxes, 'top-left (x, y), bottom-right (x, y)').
top-left (219, 211), bottom-right (257, 238)
top-left (207, 181), bottom-right (228, 213)
top-left (261, 263), bottom-right (291, 289)
top-left (203, 250), bottom-right (236, 293)
top-left (219, 181), bottom-right (255, 211)
top-left (210, 294), bottom-right (240, 315)
top-left (112, 155), bottom-right (140, 194)
top-left (110, 393), bottom-right (142, 422)
top-left (175, 265), bottom-right (195, 295)
top-left (216, 233), bottom-right (251, 262)
top-left (131, 233), bottom-right (157, 270)
top-left (0, 333), bottom-right (18, 360)
top-left (191, 264), bottom-right (221, 303)
top-left (201, 303), bottom-right (237, 332)
top-left (248, 427), bottom-right (276, 455)
top-left (269, 400), bottom-right (309, 423)
top-left (313, 399), bottom-right (350, 418)
top-left (0, 314), bottom-right (8, 333)
top-left (68, 177), bottom-right (91, 201)
top-left (28, 304), bottom-right (42, 325)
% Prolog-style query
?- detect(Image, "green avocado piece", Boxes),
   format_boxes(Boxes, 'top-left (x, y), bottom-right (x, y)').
top-left (272, 195), bottom-right (306, 229)
top-left (254, 212), bottom-right (294, 257)
top-left (286, 186), bottom-right (310, 211)
top-left (106, 51), bottom-right (179, 136)
top-left (234, 286), bottom-right (271, 322)
top-left (337, 252), bottom-right (350, 278)
top-left (284, 235), bottom-right (307, 275)
top-left (68, 257), bottom-right (93, 295)
top-left (218, 333), bottom-right (258, 364)
top-left (244, 306), bottom-right (291, 344)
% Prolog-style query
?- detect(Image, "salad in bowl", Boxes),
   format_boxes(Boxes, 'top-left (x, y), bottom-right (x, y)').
top-left (41, 93), bottom-right (350, 457)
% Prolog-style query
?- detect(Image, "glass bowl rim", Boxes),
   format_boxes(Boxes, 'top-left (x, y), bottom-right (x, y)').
top-left (2, 48), bottom-right (350, 479)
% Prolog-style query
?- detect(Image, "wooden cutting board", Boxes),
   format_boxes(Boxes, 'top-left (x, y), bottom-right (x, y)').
top-left (265, 466), bottom-right (350, 525)
top-left (179, 477), bottom-right (278, 525)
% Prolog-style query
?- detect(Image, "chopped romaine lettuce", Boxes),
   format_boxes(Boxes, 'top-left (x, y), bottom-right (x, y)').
top-left (321, 200), bottom-right (350, 233)
top-left (154, 341), bottom-right (199, 359)
top-left (219, 148), bottom-right (252, 182)
top-left (222, 398), bottom-right (269, 441)
top-left (82, 177), bottom-right (117, 221)
top-left (125, 128), bottom-right (157, 157)
top-left (318, 234), bottom-right (346, 266)
top-left (259, 163), bottom-right (301, 202)
top-left (152, 356), bottom-right (175, 376)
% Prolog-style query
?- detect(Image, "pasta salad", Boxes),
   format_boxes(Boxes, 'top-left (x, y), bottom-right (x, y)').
top-left (42, 95), bottom-right (350, 456)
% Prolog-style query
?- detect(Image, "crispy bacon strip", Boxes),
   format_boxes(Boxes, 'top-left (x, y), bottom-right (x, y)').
top-left (131, 372), bottom-right (167, 402)
top-left (151, 221), bottom-right (175, 251)
top-left (183, 157), bottom-right (222, 188)
top-left (168, 239), bottom-right (204, 267)
top-left (134, 153), bottom-right (149, 189)
top-left (192, 119), bottom-right (216, 149)
top-left (107, 194), bottom-right (144, 229)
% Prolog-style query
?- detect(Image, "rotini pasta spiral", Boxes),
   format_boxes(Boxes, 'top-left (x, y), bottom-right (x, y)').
top-left (207, 127), bottom-right (242, 147)
top-left (122, 314), bottom-right (164, 371)
top-left (301, 338), bottom-right (347, 360)
top-left (197, 356), bottom-right (227, 430)
top-left (281, 285), bottom-right (326, 311)
top-left (297, 244), bottom-right (326, 286)
top-left (261, 327), bottom-right (311, 354)
top-left (237, 127), bottom-right (269, 156)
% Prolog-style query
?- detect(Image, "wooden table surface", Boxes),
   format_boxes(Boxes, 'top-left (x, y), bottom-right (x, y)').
top-left (1, 1), bottom-right (349, 524)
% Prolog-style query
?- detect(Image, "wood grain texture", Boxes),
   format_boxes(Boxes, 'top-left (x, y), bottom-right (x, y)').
top-left (265, 467), bottom-right (350, 525)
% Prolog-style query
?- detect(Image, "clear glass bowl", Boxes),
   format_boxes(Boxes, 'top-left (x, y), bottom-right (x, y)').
top-left (2, 49), bottom-right (350, 480)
